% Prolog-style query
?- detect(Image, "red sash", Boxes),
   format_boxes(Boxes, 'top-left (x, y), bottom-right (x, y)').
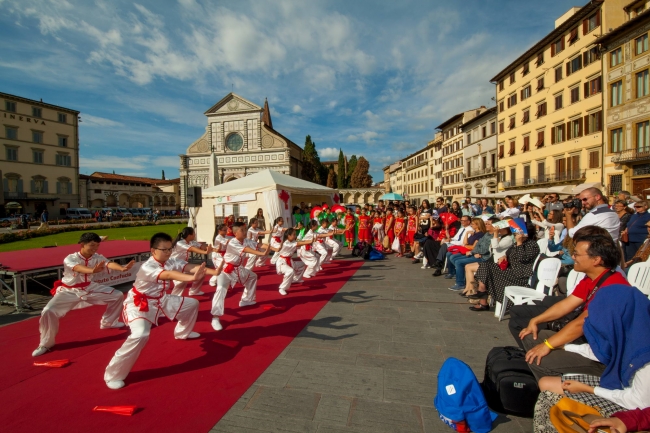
top-left (50, 280), bottom-right (91, 296)
top-left (304, 244), bottom-right (312, 251)
top-left (223, 262), bottom-right (239, 274)
top-left (273, 236), bottom-right (282, 243)
top-left (132, 287), bottom-right (162, 312)
top-left (279, 256), bottom-right (292, 266)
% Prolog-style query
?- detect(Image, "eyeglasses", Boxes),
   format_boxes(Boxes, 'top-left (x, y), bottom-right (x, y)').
top-left (154, 248), bottom-right (173, 253)
top-left (581, 197), bottom-right (592, 202)
top-left (634, 206), bottom-right (645, 209)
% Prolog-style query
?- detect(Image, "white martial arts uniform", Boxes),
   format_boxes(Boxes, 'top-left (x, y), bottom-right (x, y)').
top-left (276, 240), bottom-right (306, 293)
top-left (298, 230), bottom-right (322, 278)
top-left (210, 238), bottom-right (258, 317)
top-left (170, 239), bottom-right (204, 296)
top-left (38, 252), bottom-right (124, 349)
top-left (244, 227), bottom-right (267, 270)
top-left (269, 225), bottom-right (285, 265)
top-left (104, 256), bottom-right (199, 383)
top-left (314, 228), bottom-right (333, 264)
top-left (209, 234), bottom-right (230, 286)
top-left (326, 224), bottom-right (342, 258)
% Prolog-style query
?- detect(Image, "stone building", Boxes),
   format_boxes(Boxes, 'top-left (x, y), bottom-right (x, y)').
top-left (462, 107), bottom-right (499, 196)
top-left (179, 93), bottom-right (304, 208)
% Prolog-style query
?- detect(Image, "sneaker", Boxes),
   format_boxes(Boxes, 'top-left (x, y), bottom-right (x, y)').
top-left (432, 269), bottom-right (442, 277)
top-left (411, 259), bottom-right (420, 264)
top-left (211, 317), bottom-right (223, 331)
top-left (189, 291), bottom-right (205, 296)
top-left (404, 253), bottom-right (414, 258)
top-left (100, 322), bottom-right (126, 329)
top-left (176, 331), bottom-right (200, 340)
top-left (469, 304), bottom-right (490, 312)
top-left (106, 380), bottom-right (125, 390)
top-left (279, 289), bottom-right (288, 296)
top-left (414, 252), bottom-right (424, 259)
top-left (239, 300), bottom-right (257, 307)
top-left (448, 285), bottom-right (465, 291)
top-left (421, 265), bottom-right (431, 269)
top-left (32, 346), bottom-right (49, 357)
top-left (444, 274), bottom-right (455, 279)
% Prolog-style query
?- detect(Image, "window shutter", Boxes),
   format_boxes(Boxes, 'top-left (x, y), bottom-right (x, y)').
top-left (566, 62), bottom-right (571, 76)
top-left (596, 10), bottom-right (601, 27)
top-left (31, 180), bottom-right (35, 193)
top-left (43, 180), bottom-right (48, 193)
top-left (584, 82), bottom-right (590, 98)
top-left (538, 130), bottom-right (544, 147)
top-left (56, 182), bottom-right (61, 194)
top-left (561, 35), bottom-right (565, 51)
top-left (507, 98), bottom-right (511, 108)
top-left (551, 126), bottom-right (556, 144)
top-left (583, 51), bottom-right (589, 66)
top-left (3, 179), bottom-right (8, 192)
top-left (596, 76), bottom-right (602, 93)
top-left (551, 43), bottom-right (556, 57)
top-left (17, 179), bottom-right (23, 193)
top-left (583, 19), bottom-right (588, 35)
top-left (578, 119), bottom-right (583, 137)
top-left (597, 111), bottom-right (603, 132)
top-left (566, 121), bottom-right (572, 140)
top-left (520, 89), bottom-right (524, 99)
top-left (584, 115), bottom-right (590, 135)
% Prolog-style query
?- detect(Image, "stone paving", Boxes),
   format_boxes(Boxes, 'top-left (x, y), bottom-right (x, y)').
top-left (212, 255), bottom-right (534, 433)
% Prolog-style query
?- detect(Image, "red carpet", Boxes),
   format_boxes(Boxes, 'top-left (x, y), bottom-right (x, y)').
top-left (0, 258), bottom-right (363, 433)
top-left (0, 240), bottom-right (150, 272)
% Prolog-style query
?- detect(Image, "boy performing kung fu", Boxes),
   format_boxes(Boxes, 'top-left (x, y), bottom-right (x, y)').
top-left (32, 232), bottom-right (135, 357)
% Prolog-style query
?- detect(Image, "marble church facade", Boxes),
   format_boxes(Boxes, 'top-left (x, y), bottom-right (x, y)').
top-left (179, 93), bottom-right (304, 208)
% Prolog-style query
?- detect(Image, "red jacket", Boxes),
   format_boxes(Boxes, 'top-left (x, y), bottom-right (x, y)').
top-left (613, 407), bottom-right (650, 432)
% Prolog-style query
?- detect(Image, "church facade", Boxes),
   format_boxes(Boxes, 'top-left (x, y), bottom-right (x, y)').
top-left (179, 93), bottom-right (304, 208)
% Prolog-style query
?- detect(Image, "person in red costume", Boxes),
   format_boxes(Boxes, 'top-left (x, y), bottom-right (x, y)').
top-left (358, 211), bottom-right (371, 243)
top-left (384, 208), bottom-right (395, 253)
top-left (589, 408), bottom-right (650, 433)
top-left (394, 209), bottom-right (406, 257)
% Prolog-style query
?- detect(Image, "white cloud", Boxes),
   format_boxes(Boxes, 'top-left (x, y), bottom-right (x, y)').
top-left (319, 147), bottom-right (339, 159)
top-left (80, 154), bottom-right (180, 173)
top-left (292, 104), bottom-right (302, 113)
top-left (347, 131), bottom-right (381, 144)
top-left (392, 142), bottom-right (417, 151)
top-left (81, 114), bottom-right (123, 127)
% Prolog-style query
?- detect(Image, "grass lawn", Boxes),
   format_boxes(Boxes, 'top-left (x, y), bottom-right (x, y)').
top-left (0, 224), bottom-right (186, 252)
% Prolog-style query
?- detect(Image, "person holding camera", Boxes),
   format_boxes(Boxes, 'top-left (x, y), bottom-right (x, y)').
top-left (564, 188), bottom-right (621, 243)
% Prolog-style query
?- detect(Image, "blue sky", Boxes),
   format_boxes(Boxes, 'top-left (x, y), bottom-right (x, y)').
top-left (1, 0), bottom-right (583, 182)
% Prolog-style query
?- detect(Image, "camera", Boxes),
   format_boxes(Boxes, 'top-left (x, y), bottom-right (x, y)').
top-left (563, 198), bottom-right (582, 211)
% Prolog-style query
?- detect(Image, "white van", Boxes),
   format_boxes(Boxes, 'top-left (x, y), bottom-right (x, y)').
top-left (66, 208), bottom-right (93, 220)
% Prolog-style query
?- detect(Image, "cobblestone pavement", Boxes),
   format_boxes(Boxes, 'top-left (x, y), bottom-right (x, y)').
top-left (212, 255), bottom-right (534, 433)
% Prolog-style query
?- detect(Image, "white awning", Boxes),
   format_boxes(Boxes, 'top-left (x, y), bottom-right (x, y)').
top-left (201, 169), bottom-right (336, 197)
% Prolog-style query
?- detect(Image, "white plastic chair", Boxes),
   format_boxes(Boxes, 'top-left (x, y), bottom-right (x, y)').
top-left (499, 257), bottom-right (562, 321)
top-left (627, 263), bottom-right (650, 296)
top-left (537, 238), bottom-right (548, 255)
top-left (565, 269), bottom-right (586, 297)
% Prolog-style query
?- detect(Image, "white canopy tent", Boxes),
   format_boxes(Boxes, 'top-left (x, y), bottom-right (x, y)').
top-left (190, 170), bottom-right (338, 243)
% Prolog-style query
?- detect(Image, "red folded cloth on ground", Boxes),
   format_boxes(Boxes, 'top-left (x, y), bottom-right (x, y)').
top-left (93, 406), bottom-right (137, 416)
top-left (33, 359), bottom-right (70, 368)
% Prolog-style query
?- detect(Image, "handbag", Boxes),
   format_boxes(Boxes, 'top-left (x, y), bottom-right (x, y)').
top-left (549, 398), bottom-right (603, 433)
top-left (497, 259), bottom-right (508, 271)
top-left (621, 216), bottom-right (640, 243)
top-left (391, 237), bottom-right (400, 253)
top-left (383, 235), bottom-right (390, 249)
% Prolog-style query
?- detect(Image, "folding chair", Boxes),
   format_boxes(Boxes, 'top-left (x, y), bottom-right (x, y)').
top-left (627, 263), bottom-right (650, 296)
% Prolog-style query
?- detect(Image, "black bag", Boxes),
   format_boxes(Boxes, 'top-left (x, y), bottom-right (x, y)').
top-left (361, 243), bottom-right (372, 260)
top-left (481, 346), bottom-right (540, 417)
top-left (352, 242), bottom-right (367, 258)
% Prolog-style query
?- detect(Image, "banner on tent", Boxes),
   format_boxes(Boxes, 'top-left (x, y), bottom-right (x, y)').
top-left (215, 193), bottom-right (256, 204)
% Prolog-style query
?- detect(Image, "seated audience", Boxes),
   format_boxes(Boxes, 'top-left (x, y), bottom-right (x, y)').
top-left (447, 218), bottom-right (489, 291)
top-left (621, 200), bottom-right (650, 262)
top-left (625, 219), bottom-right (650, 267)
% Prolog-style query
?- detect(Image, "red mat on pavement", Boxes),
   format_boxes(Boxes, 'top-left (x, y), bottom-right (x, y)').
top-left (0, 259), bottom-right (363, 433)
top-left (0, 240), bottom-right (150, 272)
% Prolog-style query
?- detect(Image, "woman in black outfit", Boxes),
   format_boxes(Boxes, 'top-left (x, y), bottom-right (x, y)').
top-left (450, 201), bottom-right (463, 219)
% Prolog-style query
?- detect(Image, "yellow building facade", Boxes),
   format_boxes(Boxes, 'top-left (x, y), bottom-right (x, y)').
top-left (492, 0), bottom-right (627, 193)
top-left (598, 2), bottom-right (650, 198)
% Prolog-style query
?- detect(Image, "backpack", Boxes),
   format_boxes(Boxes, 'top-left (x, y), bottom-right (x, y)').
top-left (351, 242), bottom-right (366, 257)
top-left (434, 357), bottom-right (497, 433)
top-left (481, 346), bottom-right (540, 417)
top-left (368, 247), bottom-right (384, 261)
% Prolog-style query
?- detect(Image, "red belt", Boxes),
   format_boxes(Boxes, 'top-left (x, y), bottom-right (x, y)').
top-left (132, 287), bottom-right (162, 312)
top-left (280, 256), bottom-right (292, 266)
top-left (50, 280), bottom-right (90, 296)
top-left (218, 251), bottom-right (225, 256)
top-left (273, 236), bottom-right (282, 243)
top-left (304, 244), bottom-right (312, 251)
top-left (223, 262), bottom-right (239, 274)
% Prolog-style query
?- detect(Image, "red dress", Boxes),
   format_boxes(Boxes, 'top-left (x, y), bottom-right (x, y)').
top-left (358, 214), bottom-right (371, 243)
top-left (385, 216), bottom-right (395, 245)
top-left (406, 215), bottom-right (417, 244)
top-left (372, 217), bottom-right (384, 246)
top-left (394, 218), bottom-right (406, 243)
top-left (344, 214), bottom-right (355, 242)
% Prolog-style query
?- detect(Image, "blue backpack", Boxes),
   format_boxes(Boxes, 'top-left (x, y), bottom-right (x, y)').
top-left (368, 247), bottom-right (384, 261)
top-left (434, 357), bottom-right (497, 433)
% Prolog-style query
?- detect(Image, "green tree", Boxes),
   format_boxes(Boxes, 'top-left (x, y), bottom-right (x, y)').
top-left (326, 166), bottom-right (336, 188)
top-left (346, 155), bottom-right (357, 187)
top-left (162, 170), bottom-right (165, 180)
top-left (350, 156), bottom-right (373, 188)
top-left (301, 135), bottom-right (327, 185)
top-left (337, 149), bottom-right (346, 188)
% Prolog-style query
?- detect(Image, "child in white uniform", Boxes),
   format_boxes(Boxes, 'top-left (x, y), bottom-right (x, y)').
top-left (273, 228), bottom-right (313, 295)
top-left (170, 227), bottom-right (212, 296)
top-left (32, 232), bottom-right (136, 357)
top-left (316, 220), bottom-right (335, 263)
top-left (211, 222), bottom-right (270, 331)
top-left (326, 219), bottom-right (344, 259)
top-left (103, 232), bottom-right (222, 390)
top-left (299, 220), bottom-right (334, 278)
top-left (269, 217), bottom-right (288, 265)
top-left (244, 218), bottom-right (272, 270)
top-left (209, 224), bottom-right (231, 287)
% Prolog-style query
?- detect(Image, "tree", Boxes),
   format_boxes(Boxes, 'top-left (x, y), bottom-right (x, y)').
top-left (346, 155), bottom-right (357, 187)
top-left (326, 166), bottom-right (336, 188)
top-left (162, 170), bottom-right (165, 180)
top-left (301, 135), bottom-right (327, 185)
top-left (350, 156), bottom-right (373, 188)
top-left (337, 149), bottom-right (346, 188)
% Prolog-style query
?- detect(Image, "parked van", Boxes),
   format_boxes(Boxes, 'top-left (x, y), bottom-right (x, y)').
top-left (118, 207), bottom-right (132, 217)
top-left (129, 208), bottom-right (144, 217)
top-left (66, 208), bottom-right (93, 220)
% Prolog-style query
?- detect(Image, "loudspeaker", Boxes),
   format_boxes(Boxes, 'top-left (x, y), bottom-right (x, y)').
top-left (186, 186), bottom-right (202, 207)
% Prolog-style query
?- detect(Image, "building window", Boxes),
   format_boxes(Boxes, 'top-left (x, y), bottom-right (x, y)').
top-left (521, 85), bottom-right (531, 100)
top-left (58, 136), bottom-right (68, 147)
top-left (583, 46), bottom-right (600, 66)
top-left (510, 167), bottom-right (516, 183)
top-left (636, 34), bottom-right (649, 55)
top-left (522, 136), bottom-right (530, 152)
top-left (499, 121), bottom-right (504, 134)
top-left (569, 118), bottom-right (583, 139)
top-left (568, 27), bottom-right (579, 45)
top-left (536, 52), bottom-right (544, 66)
top-left (611, 80), bottom-right (623, 106)
top-left (522, 63), bottom-right (530, 76)
top-left (5, 100), bottom-right (16, 112)
top-left (522, 110), bottom-right (530, 124)
top-left (555, 65), bottom-right (563, 83)
top-left (551, 37), bottom-right (564, 56)
top-left (499, 81), bottom-right (504, 91)
top-left (585, 76), bottom-right (602, 98)
top-left (509, 140), bottom-right (515, 155)
top-left (567, 56), bottom-right (582, 76)
top-left (5, 147), bottom-right (17, 161)
top-left (55, 154), bottom-right (71, 166)
top-left (57, 178), bottom-right (72, 194)
top-left (509, 72), bottom-right (515, 84)
top-left (611, 127), bottom-right (624, 153)
top-left (5, 126), bottom-right (17, 140)
top-left (609, 174), bottom-right (622, 195)
top-left (482, 125), bottom-right (487, 138)
top-left (32, 131), bottom-right (43, 143)
top-left (570, 86), bottom-right (580, 104)
top-left (32, 178), bottom-right (46, 194)
top-left (555, 93), bottom-right (563, 110)
top-left (508, 116), bottom-right (515, 130)
top-left (637, 121), bottom-right (650, 150)
top-left (552, 124), bottom-right (565, 143)
top-left (536, 130), bottom-right (545, 148)
top-left (636, 70), bottom-right (649, 98)
top-left (537, 77), bottom-right (545, 91)
top-left (610, 47), bottom-right (623, 67)
top-left (490, 122), bottom-right (496, 135)
top-left (58, 113), bottom-right (67, 123)
top-left (584, 11), bottom-right (600, 34)
top-left (589, 150), bottom-right (600, 169)
top-left (225, 133), bottom-right (243, 151)
top-left (498, 100), bottom-right (504, 112)
top-left (537, 101), bottom-right (547, 118)
top-left (32, 107), bottom-right (42, 118)
top-left (508, 93), bottom-right (517, 107)
top-left (33, 150), bottom-right (44, 164)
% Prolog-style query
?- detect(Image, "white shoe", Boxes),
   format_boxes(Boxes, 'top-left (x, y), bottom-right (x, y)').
top-left (189, 291), bottom-right (205, 296)
top-left (279, 289), bottom-right (287, 296)
top-left (32, 346), bottom-right (49, 357)
top-left (211, 317), bottom-right (223, 331)
top-left (415, 252), bottom-right (424, 259)
top-left (303, 275), bottom-right (312, 279)
top-left (239, 300), bottom-right (256, 307)
top-left (106, 380), bottom-right (125, 390)
top-left (100, 322), bottom-right (126, 329)
top-left (176, 331), bottom-right (200, 340)
top-left (421, 265), bottom-right (431, 269)
top-left (208, 276), bottom-right (217, 287)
